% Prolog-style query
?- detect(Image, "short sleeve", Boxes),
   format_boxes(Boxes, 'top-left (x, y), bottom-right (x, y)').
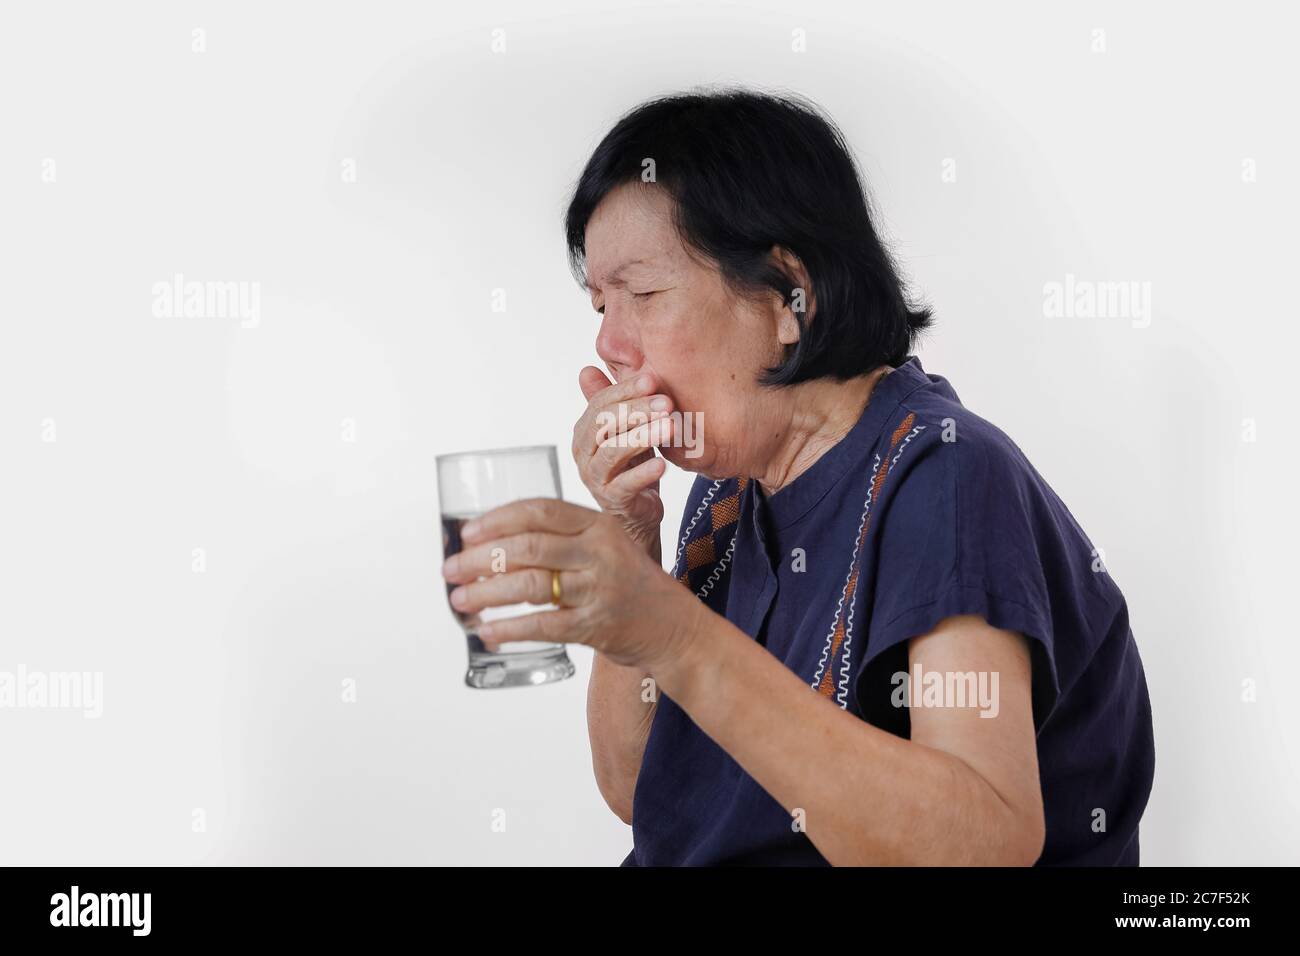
top-left (855, 421), bottom-right (1063, 733)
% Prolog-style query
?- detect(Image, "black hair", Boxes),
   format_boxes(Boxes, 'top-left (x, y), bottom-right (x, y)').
top-left (563, 86), bottom-right (933, 386)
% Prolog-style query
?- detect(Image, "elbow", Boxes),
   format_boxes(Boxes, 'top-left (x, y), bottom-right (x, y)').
top-left (821, 795), bottom-right (1046, 866)
top-left (591, 765), bottom-right (635, 825)
top-left (600, 785), bottom-right (634, 826)
top-left (1002, 806), bottom-right (1046, 866)
top-left (611, 801), bottom-right (634, 827)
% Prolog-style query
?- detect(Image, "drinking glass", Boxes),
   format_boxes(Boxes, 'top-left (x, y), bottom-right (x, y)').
top-left (437, 445), bottom-right (576, 689)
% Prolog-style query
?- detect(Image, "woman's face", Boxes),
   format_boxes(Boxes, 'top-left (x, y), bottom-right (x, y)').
top-left (584, 182), bottom-right (790, 478)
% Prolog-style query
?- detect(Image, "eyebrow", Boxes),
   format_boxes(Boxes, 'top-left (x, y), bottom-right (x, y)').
top-left (583, 258), bottom-right (655, 292)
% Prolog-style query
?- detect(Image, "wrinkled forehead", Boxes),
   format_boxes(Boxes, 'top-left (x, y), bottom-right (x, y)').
top-left (582, 184), bottom-right (684, 289)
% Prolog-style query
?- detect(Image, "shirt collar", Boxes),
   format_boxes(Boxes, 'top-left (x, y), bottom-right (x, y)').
top-left (751, 355), bottom-right (931, 531)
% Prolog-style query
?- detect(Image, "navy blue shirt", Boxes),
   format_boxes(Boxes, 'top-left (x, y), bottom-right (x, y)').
top-left (623, 356), bottom-right (1156, 866)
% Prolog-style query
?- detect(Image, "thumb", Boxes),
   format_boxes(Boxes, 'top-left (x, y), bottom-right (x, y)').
top-left (579, 365), bottom-right (613, 401)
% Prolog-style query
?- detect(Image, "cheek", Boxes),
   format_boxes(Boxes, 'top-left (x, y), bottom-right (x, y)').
top-left (643, 292), bottom-right (765, 401)
top-left (640, 290), bottom-right (771, 461)
top-left (637, 307), bottom-right (703, 402)
top-left (656, 346), bottom-right (766, 430)
top-left (660, 370), bottom-right (761, 470)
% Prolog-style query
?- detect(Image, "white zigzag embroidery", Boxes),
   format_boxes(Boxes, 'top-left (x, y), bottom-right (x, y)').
top-left (833, 424), bottom-right (926, 707)
top-left (672, 479), bottom-right (723, 579)
top-left (810, 453), bottom-right (880, 697)
top-left (671, 478), bottom-right (741, 599)
top-left (698, 532), bottom-right (738, 600)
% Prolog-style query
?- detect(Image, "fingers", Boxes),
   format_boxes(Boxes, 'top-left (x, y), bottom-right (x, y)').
top-left (460, 498), bottom-right (598, 546)
top-left (589, 415), bottom-right (675, 485)
top-left (604, 454), bottom-right (666, 501)
top-left (580, 396), bottom-right (674, 467)
top-left (573, 371), bottom-right (670, 461)
top-left (592, 395), bottom-right (675, 443)
top-left (450, 568), bottom-right (590, 615)
top-left (579, 365), bottom-right (612, 401)
top-left (441, 532), bottom-right (585, 585)
top-left (580, 366), bottom-right (653, 406)
top-left (479, 606), bottom-right (582, 645)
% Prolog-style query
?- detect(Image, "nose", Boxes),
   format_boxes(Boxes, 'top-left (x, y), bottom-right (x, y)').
top-left (595, 305), bottom-right (643, 382)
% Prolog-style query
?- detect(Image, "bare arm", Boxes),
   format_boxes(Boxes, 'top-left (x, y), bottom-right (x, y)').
top-left (573, 365), bottom-right (677, 822)
top-left (585, 530), bottom-right (663, 823)
top-left (586, 652), bottom-right (657, 824)
top-left (655, 608), bottom-right (1046, 865)
top-left (449, 492), bottom-right (1045, 859)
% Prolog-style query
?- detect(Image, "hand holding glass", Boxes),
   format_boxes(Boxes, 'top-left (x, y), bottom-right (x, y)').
top-left (437, 445), bottom-right (576, 689)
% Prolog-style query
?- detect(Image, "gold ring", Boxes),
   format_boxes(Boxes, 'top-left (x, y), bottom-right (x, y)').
top-left (551, 569), bottom-right (564, 606)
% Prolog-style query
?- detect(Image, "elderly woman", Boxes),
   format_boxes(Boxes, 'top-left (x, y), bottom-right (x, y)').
top-left (442, 89), bottom-right (1155, 866)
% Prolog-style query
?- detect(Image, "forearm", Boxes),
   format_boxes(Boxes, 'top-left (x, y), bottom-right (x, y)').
top-left (651, 607), bottom-right (1037, 865)
top-left (584, 526), bottom-right (664, 823)
top-left (586, 650), bottom-right (657, 823)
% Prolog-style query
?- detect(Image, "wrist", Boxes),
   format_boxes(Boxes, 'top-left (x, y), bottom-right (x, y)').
top-left (627, 525), bottom-right (662, 562)
top-left (648, 591), bottom-right (723, 703)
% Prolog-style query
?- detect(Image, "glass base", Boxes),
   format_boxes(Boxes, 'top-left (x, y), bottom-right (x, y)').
top-left (465, 646), bottom-right (575, 689)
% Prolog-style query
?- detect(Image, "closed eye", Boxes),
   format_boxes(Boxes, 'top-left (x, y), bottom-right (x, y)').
top-left (594, 290), bottom-right (659, 314)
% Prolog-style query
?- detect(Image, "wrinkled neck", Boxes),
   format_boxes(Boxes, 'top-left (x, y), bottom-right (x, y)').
top-left (755, 366), bottom-right (891, 496)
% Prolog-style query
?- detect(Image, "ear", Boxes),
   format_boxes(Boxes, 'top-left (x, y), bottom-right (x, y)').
top-left (769, 246), bottom-right (815, 346)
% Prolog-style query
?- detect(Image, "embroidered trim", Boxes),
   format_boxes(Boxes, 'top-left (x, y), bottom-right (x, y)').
top-left (671, 478), bottom-right (745, 600)
top-left (811, 414), bottom-right (926, 708)
top-left (835, 422), bottom-right (925, 705)
top-left (698, 531), bottom-right (737, 600)
top-left (672, 479), bottom-right (723, 580)
top-left (810, 453), bottom-right (880, 698)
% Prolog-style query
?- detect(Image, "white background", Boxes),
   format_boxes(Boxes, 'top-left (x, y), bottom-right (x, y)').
top-left (1, 1), bottom-right (1296, 865)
